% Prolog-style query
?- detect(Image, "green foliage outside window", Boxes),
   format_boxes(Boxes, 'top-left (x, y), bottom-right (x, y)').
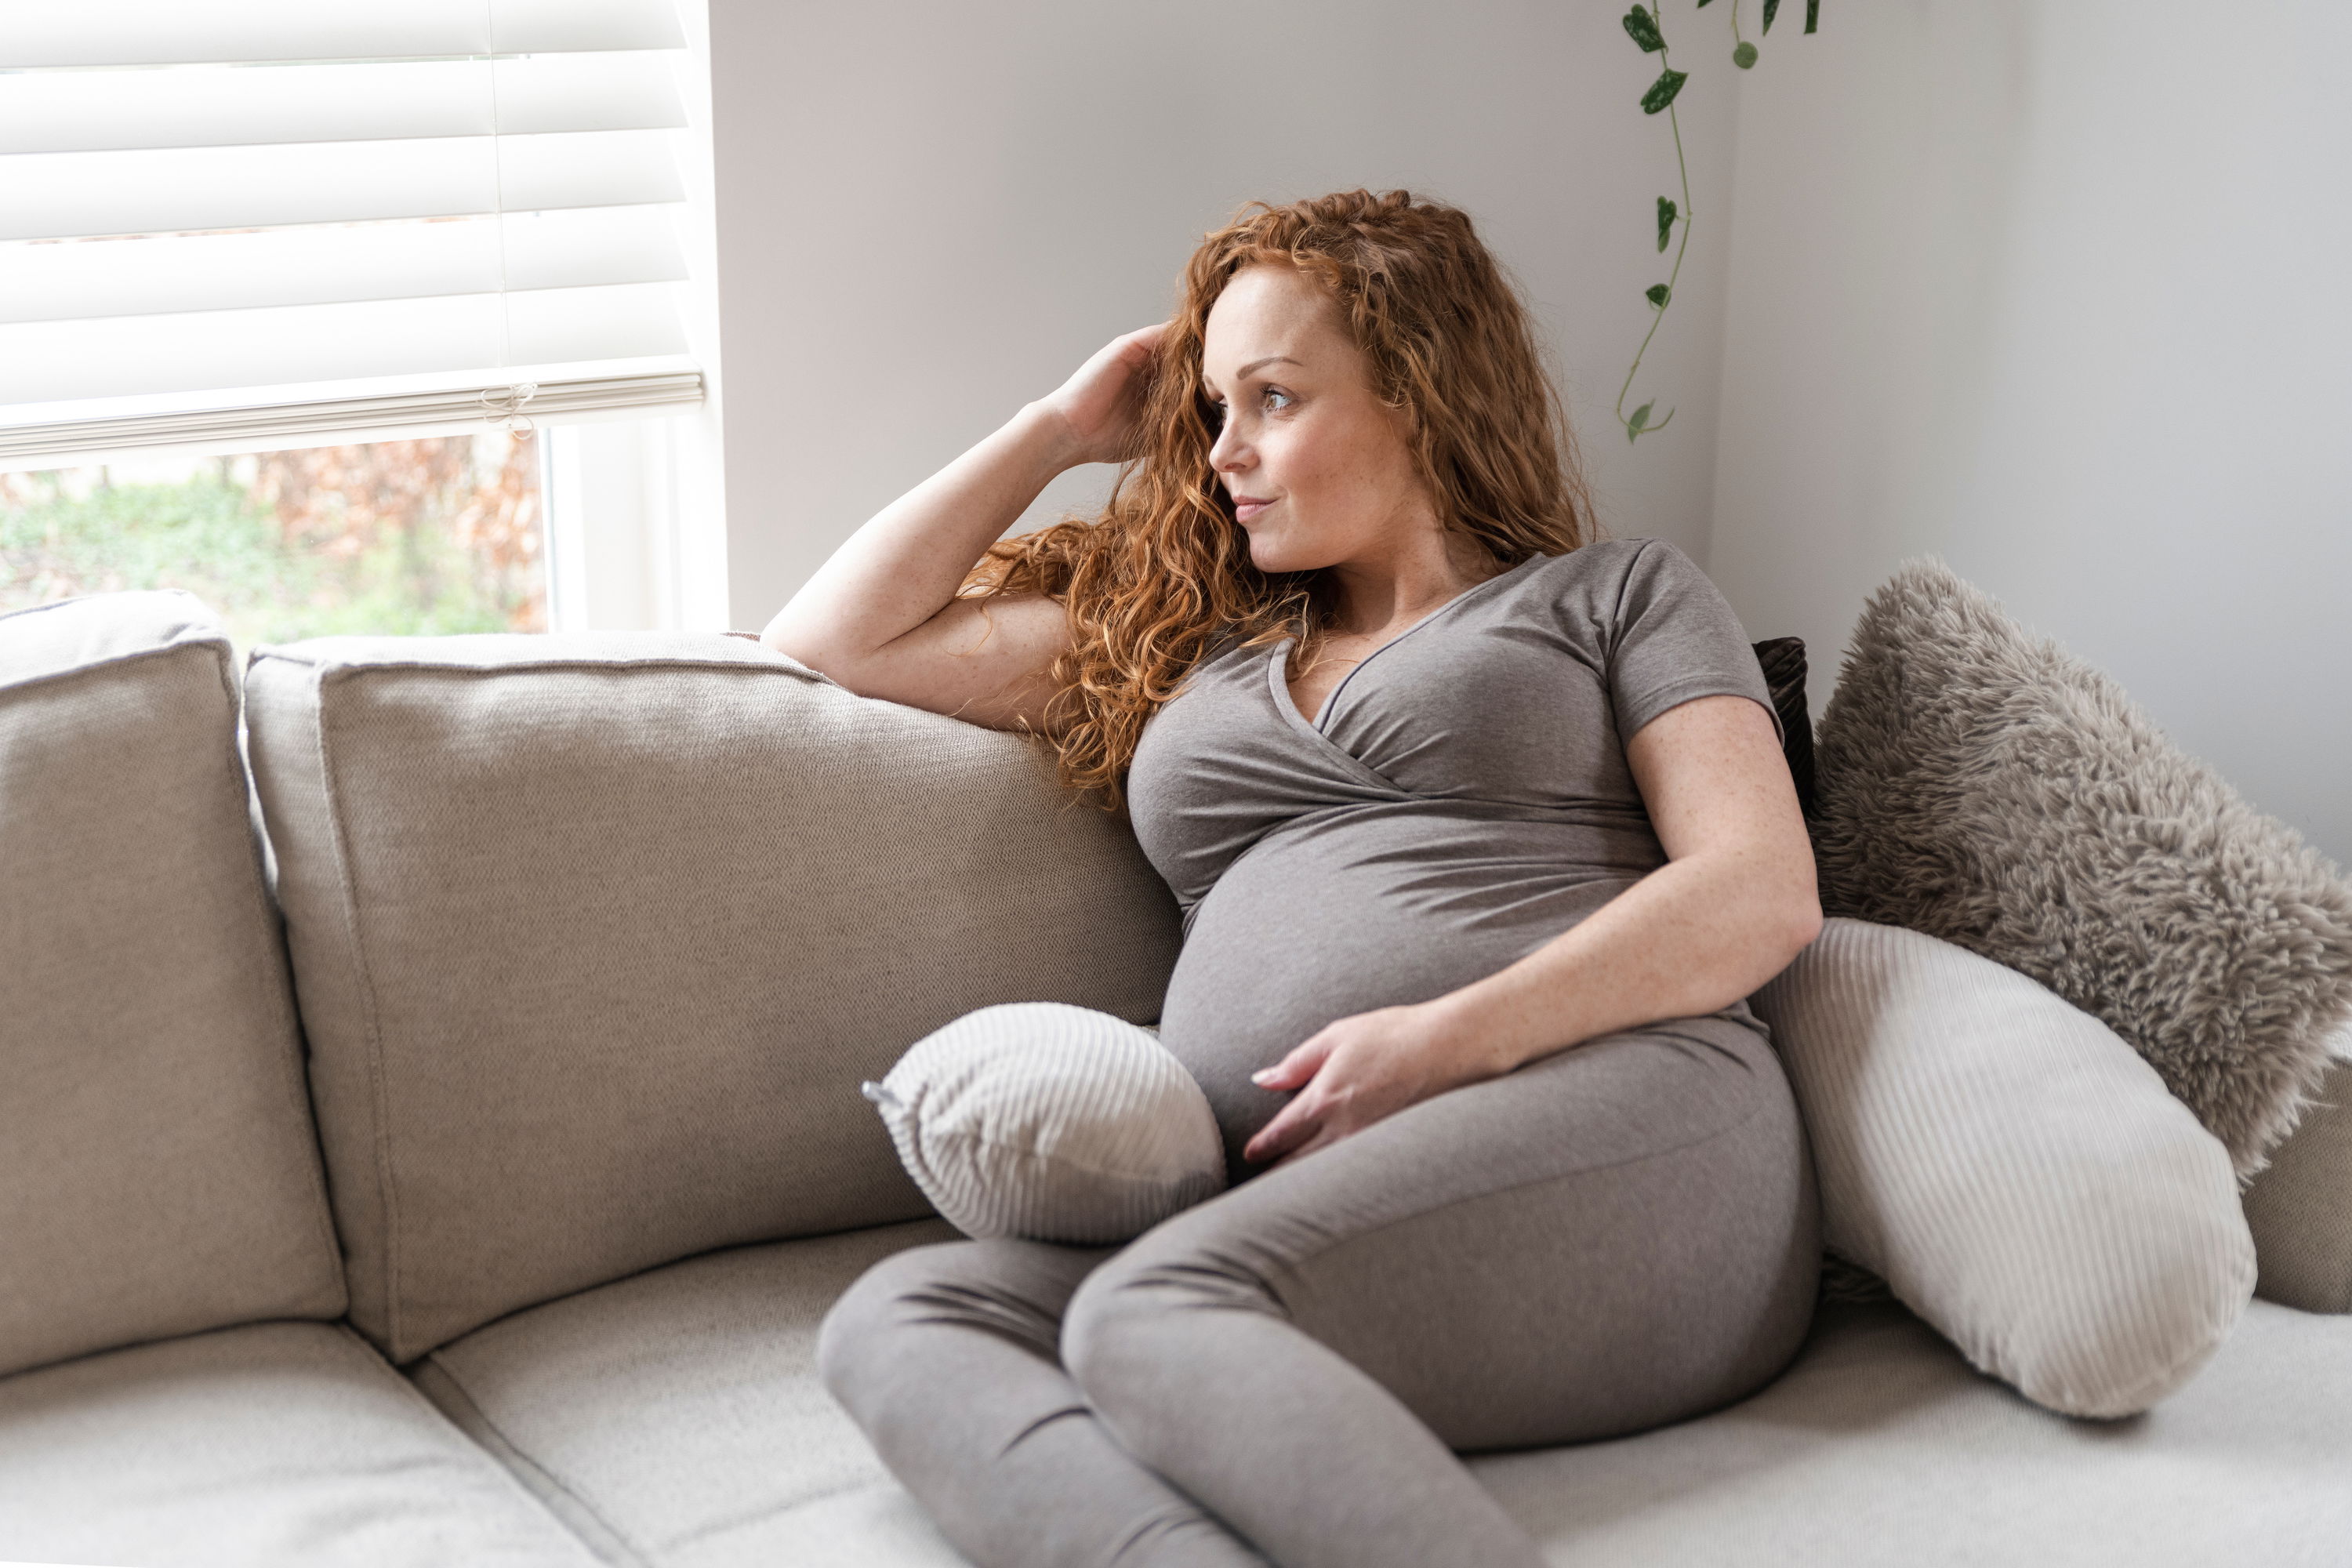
top-left (0, 434), bottom-right (546, 655)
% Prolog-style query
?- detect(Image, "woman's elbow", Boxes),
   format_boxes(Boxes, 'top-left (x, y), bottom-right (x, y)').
top-left (1777, 846), bottom-right (1824, 962)
top-left (1735, 890), bottom-right (1820, 1004)
top-left (1754, 833), bottom-right (1823, 967)
top-left (1786, 892), bottom-right (1824, 957)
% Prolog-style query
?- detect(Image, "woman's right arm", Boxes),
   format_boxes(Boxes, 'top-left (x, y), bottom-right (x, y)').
top-left (760, 324), bottom-right (1163, 733)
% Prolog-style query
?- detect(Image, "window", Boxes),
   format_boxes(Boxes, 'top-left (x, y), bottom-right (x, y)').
top-left (1, 433), bottom-right (546, 653)
top-left (0, 0), bottom-right (723, 631)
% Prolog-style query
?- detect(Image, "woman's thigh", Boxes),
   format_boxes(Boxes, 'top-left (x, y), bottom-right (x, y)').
top-left (1070, 1013), bottom-right (1820, 1452)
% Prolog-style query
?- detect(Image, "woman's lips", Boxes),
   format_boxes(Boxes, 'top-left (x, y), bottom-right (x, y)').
top-left (1232, 495), bottom-right (1273, 522)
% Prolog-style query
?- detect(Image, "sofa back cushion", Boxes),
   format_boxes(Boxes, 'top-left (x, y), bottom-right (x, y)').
top-left (242, 633), bottom-right (1181, 1363)
top-left (2241, 1042), bottom-right (2352, 1314)
top-left (0, 593), bottom-right (346, 1378)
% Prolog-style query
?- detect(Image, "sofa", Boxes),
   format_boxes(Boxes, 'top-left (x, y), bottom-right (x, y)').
top-left (3, 587), bottom-right (2349, 1568)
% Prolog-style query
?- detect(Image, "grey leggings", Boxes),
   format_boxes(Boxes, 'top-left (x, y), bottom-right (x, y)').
top-left (818, 1012), bottom-right (1820, 1568)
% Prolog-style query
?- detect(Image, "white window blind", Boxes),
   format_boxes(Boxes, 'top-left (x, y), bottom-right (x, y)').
top-left (0, 0), bottom-right (706, 463)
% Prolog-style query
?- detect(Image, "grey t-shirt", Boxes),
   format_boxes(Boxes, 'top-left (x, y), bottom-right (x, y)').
top-left (1125, 536), bottom-right (1784, 1178)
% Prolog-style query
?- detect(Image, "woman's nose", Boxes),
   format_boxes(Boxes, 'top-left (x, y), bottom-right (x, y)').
top-left (1209, 416), bottom-right (1248, 472)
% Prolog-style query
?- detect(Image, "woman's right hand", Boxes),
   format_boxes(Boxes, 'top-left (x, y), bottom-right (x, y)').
top-left (1033, 322), bottom-right (1167, 469)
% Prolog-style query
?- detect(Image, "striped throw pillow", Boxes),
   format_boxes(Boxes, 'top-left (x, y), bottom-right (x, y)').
top-left (862, 1003), bottom-right (1224, 1244)
top-left (1753, 917), bottom-right (2256, 1417)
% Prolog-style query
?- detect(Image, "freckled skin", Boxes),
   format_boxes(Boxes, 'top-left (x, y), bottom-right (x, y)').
top-left (1200, 263), bottom-right (1508, 717)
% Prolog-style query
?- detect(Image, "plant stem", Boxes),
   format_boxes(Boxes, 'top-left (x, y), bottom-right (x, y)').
top-left (1617, 3), bottom-right (1694, 440)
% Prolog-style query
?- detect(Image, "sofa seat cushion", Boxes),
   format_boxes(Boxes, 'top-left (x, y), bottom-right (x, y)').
top-left (0, 1320), bottom-right (601, 1568)
top-left (1479, 1297), bottom-right (2352, 1565)
top-left (411, 1219), bottom-right (968, 1568)
top-left (414, 1223), bottom-right (2352, 1568)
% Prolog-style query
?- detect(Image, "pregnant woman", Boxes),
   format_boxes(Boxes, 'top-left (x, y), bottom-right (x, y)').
top-left (771, 189), bottom-right (1823, 1568)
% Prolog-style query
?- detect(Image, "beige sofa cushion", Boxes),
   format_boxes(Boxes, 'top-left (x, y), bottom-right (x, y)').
top-left (1476, 1297), bottom-right (2352, 1566)
top-left (2243, 1044), bottom-right (2352, 1313)
top-left (0, 1319), bottom-right (601, 1567)
top-left (407, 1215), bottom-right (2352, 1568)
top-left (410, 1218), bottom-right (965, 1566)
top-left (242, 633), bottom-right (1181, 1363)
top-left (0, 593), bottom-right (344, 1380)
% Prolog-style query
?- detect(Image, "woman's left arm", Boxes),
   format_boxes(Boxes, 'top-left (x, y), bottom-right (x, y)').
top-left (1241, 692), bottom-right (1822, 1167)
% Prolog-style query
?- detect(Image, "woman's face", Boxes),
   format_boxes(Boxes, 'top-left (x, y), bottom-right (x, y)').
top-left (1199, 263), bottom-right (1436, 575)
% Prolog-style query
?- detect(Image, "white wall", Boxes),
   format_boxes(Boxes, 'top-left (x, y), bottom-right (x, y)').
top-left (1708, 2), bottom-right (2352, 866)
top-left (708, 0), bottom-right (1744, 630)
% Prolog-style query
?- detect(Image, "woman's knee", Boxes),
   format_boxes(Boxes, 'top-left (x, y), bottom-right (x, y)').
top-left (819, 1239), bottom-right (1098, 1399)
top-left (815, 1245), bottom-right (946, 1403)
top-left (1058, 1252), bottom-right (1160, 1400)
top-left (1060, 1235), bottom-right (1279, 1411)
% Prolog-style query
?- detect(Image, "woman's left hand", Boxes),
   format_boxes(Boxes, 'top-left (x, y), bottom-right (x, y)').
top-left (1241, 1002), bottom-right (1511, 1169)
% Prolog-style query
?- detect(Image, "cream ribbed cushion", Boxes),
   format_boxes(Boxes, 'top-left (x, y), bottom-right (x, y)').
top-left (862, 1004), bottom-right (1224, 1244)
top-left (1752, 917), bottom-right (2256, 1418)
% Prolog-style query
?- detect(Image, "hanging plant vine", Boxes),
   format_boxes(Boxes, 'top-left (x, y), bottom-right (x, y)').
top-left (1616, 0), bottom-right (1821, 444)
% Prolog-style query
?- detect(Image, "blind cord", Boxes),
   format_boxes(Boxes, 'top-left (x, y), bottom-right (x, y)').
top-left (484, 0), bottom-right (514, 376)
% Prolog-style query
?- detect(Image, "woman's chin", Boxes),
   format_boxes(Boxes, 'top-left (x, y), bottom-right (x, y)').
top-left (1244, 534), bottom-right (1318, 577)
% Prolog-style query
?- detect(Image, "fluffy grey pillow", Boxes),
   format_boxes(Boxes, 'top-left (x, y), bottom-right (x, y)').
top-left (862, 1003), bottom-right (1224, 1244)
top-left (1809, 557), bottom-right (2352, 1176)
top-left (1754, 918), bottom-right (2255, 1418)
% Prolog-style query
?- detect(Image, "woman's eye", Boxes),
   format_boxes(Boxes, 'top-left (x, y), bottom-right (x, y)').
top-left (1264, 388), bottom-right (1293, 410)
top-left (1203, 401), bottom-right (1226, 430)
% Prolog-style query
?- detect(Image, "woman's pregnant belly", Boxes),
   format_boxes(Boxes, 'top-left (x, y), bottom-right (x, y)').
top-left (1157, 801), bottom-right (1671, 1181)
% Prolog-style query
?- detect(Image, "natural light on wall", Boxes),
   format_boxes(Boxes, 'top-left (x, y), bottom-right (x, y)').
top-left (0, 0), bottom-right (724, 638)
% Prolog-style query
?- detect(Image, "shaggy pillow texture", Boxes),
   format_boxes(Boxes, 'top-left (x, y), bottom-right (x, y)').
top-left (862, 1004), bottom-right (1224, 1244)
top-left (1809, 558), bottom-right (2352, 1177)
top-left (1754, 917), bottom-right (2256, 1418)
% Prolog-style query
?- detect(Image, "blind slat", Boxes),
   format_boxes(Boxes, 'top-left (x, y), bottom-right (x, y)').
top-left (0, 209), bottom-right (688, 326)
top-left (496, 51), bottom-right (685, 136)
top-left (0, 0), bottom-right (683, 69)
top-left (493, 0), bottom-right (687, 56)
top-left (0, 0), bottom-right (492, 68)
top-left (0, 53), bottom-right (684, 157)
top-left (0, 285), bottom-right (688, 407)
top-left (0, 130), bottom-right (685, 244)
top-left (0, 368), bottom-right (706, 466)
top-left (0, 0), bottom-right (699, 445)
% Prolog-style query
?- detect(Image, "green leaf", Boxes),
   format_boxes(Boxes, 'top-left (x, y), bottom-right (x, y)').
top-left (1639, 67), bottom-right (1688, 114)
top-left (1646, 283), bottom-right (1671, 308)
top-left (1733, 40), bottom-right (1759, 67)
top-left (1628, 401), bottom-right (1654, 441)
top-left (1762, 0), bottom-right (1780, 33)
top-left (1806, 0), bottom-right (1820, 32)
top-left (1621, 6), bottom-right (1665, 52)
top-left (1697, 0), bottom-right (1715, 7)
top-left (1656, 197), bottom-right (1677, 252)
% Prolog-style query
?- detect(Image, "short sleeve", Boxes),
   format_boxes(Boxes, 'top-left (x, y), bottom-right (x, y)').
top-left (1605, 539), bottom-right (1784, 749)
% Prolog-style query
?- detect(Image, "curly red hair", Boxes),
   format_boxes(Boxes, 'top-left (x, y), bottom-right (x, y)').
top-left (964, 187), bottom-right (1600, 813)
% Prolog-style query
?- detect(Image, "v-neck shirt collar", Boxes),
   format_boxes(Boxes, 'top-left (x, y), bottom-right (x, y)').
top-left (1269, 552), bottom-right (1552, 735)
